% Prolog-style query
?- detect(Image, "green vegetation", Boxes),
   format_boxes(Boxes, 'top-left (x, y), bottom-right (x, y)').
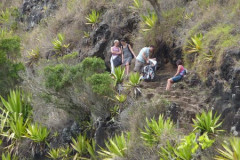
top-left (115, 94), bottom-right (127, 103)
top-left (25, 123), bottom-right (49, 143)
top-left (129, 0), bottom-right (142, 10)
top-left (215, 137), bottom-right (240, 160)
top-left (185, 33), bottom-right (203, 54)
top-left (2, 152), bottom-right (18, 160)
top-left (87, 73), bottom-right (113, 96)
top-left (141, 115), bottom-right (174, 146)
top-left (26, 48), bottom-right (41, 67)
top-left (52, 33), bottom-right (70, 56)
top-left (85, 10), bottom-right (100, 27)
top-left (98, 133), bottom-right (130, 159)
top-left (128, 72), bottom-right (141, 87)
top-left (192, 110), bottom-right (223, 135)
top-left (113, 66), bottom-right (125, 86)
top-left (141, 11), bottom-right (157, 32)
top-left (47, 146), bottom-right (72, 159)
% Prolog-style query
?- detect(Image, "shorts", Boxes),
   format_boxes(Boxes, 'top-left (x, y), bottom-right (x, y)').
top-left (134, 60), bottom-right (145, 73)
top-left (171, 75), bottom-right (183, 83)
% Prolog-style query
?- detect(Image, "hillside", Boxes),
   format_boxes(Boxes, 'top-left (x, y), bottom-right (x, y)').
top-left (0, 0), bottom-right (239, 159)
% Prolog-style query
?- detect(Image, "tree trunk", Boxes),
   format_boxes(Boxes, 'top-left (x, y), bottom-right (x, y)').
top-left (146, 0), bottom-right (161, 24)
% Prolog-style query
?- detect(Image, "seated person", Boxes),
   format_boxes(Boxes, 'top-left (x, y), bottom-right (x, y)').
top-left (166, 59), bottom-right (186, 91)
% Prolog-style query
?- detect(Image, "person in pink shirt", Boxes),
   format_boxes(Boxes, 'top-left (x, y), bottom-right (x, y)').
top-left (110, 40), bottom-right (122, 74)
top-left (166, 59), bottom-right (186, 91)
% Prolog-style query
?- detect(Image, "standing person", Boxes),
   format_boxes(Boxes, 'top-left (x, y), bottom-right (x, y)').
top-left (166, 59), bottom-right (186, 91)
top-left (110, 40), bottom-right (122, 74)
top-left (134, 45), bottom-right (155, 73)
top-left (120, 39), bottom-right (136, 77)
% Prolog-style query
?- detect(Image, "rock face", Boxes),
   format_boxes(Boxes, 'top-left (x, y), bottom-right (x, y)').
top-left (20, 0), bottom-right (58, 30)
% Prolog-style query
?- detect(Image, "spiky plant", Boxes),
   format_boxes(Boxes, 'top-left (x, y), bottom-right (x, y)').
top-left (0, 8), bottom-right (11, 24)
top-left (25, 123), bottom-right (49, 143)
top-left (115, 94), bottom-right (127, 103)
top-left (52, 33), bottom-right (70, 56)
top-left (141, 115), bottom-right (174, 146)
top-left (192, 110), bottom-right (223, 135)
top-left (215, 137), bottom-right (240, 160)
top-left (26, 48), bottom-right (41, 67)
top-left (185, 33), bottom-right (203, 54)
top-left (98, 132), bottom-right (130, 159)
top-left (0, 89), bottom-right (32, 121)
top-left (129, 0), bottom-right (142, 10)
top-left (85, 10), bottom-right (100, 27)
top-left (113, 66), bottom-right (125, 86)
top-left (47, 148), bottom-right (61, 159)
top-left (141, 11), bottom-right (157, 32)
top-left (128, 72), bottom-right (141, 87)
top-left (83, 31), bottom-right (90, 38)
top-left (71, 134), bottom-right (88, 158)
top-left (2, 152), bottom-right (18, 160)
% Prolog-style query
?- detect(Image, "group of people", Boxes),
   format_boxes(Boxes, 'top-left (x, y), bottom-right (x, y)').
top-left (110, 39), bottom-right (186, 91)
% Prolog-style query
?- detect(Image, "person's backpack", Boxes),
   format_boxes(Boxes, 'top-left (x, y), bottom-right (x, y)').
top-left (142, 65), bottom-right (155, 81)
top-left (113, 56), bottom-right (122, 67)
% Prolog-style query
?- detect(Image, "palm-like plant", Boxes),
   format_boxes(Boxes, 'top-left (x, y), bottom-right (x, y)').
top-left (192, 110), bottom-right (223, 135)
top-left (129, 0), bottom-right (142, 10)
top-left (2, 152), bottom-right (18, 160)
top-left (52, 33), bottom-right (70, 56)
top-left (141, 12), bottom-right (157, 32)
top-left (47, 148), bottom-right (61, 159)
top-left (25, 123), bottom-right (49, 143)
top-left (128, 72), bottom-right (141, 87)
top-left (115, 94), bottom-right (127, 103)
top-left (98, 132), bottom-right (130, 159)
top-left (215, 137), bottom-right (240, 160)
top-left (26, 48), bottom-right (41, 67)
top-left (85, 10), bottom-right (100, 27)
top-left (141, 115), bottom-right (174, 146)
top-left (71, 134), bottom-right (88, 158)
top-left (186, 33), bottom-right (203, 54)
top-left (0, 89), bottom-right (32, 120)
top-left (113, 66), bottom-right (125, 86)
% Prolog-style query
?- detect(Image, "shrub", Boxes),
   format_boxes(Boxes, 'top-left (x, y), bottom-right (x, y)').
top-left (98, 132), bottom-right (130, 159)
top-left (0, 89), bottom-right (32, 121)
top-left (44, 64), bottom-right (71, 90)
top-left (25, 123), bottom-right (49, 143)
top-left (192, 110), bottom-right (223, 135)
top-left (62, 51), bottom-right (78, 60)
top-left (87, 73), bottom-right (114, 96)
top-left (113, 66), bottom-right (125, 86)
top-left (81, 57), bottom-right (106, 79)
top-left (215, 137), bottom-right (240, 160)
top-left (141, 115), bottom-right (175, 146)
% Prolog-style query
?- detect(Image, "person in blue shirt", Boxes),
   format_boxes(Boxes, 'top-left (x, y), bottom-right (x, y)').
top-left (134, 46), bottom-right (155, 73)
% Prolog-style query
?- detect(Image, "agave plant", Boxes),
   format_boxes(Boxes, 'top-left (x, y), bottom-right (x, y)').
top-left (0, 8), bottom-right (11, 24)
top-left (85, 10), bottom-right (100, 27)
top-left (192, 110), bottom-right (223, 135)
top-left (141, 11), bottom-right (157, 32)
top-left (86, 139), bottom-right (97, 160)
top-left (71, 134), bottom-right (88, 158)
top-left (59, 145), bottom-right (73, 159)
top-left (141, 115), bottom-right (174, 146)
top-left (128, 72), bottom-right (141, 87)
top-left (98, 132), bottom-right (130, 159)
top-left (47, 148), bottom-right (61, 159)
top-left (215, 137), bottom-right (240, 160)
top-left (115, 94), bottom-right (127, 103)
top-left (26, 48), bottom-right (41, 67)
top-left (186, 33), bottom-right (203, 54)
top-left (0, 89), bottom-right (32, 121)
top-left (113, 66), bottom-right (125, 86)
top-left (129, 0), bottom-right (142, 10)
top-left (52, 33), bottom-right (70, 56)
top-left (25, 123), bottom-right (49, 143)
top-left (2, 152), bottom-right (18, 160)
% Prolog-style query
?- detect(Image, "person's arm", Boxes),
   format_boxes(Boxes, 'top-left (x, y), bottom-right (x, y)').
top-left (174, 65), bottom-right (181, 76)
top-left (128, 45), bottom-right (137, 58)
top-left (111, 47), bottom-right (122, 54)
top-left (142, 52), bottom-right (149, 63)
top-left (121, 47), bottom-right (124, 63)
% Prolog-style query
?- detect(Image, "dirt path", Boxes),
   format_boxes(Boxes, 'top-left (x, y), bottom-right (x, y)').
top-left (140, 63), bottom-right (206, 126)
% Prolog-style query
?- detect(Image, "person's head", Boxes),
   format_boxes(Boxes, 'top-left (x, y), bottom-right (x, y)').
top-left (120, 39), bottom-right (127, 45)
top-left (114, 40), bottom-right (119, 46)
top-left (149, 45), bottom-right (155, 53)
top-left (176, 59), bottom-right (183, 66)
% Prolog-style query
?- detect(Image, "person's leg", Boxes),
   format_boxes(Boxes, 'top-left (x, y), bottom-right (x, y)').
top-left (125, 62), bottom-right (130, 76)
top-left (134, 60), bottom-right (141, 72)
top-left (110, 57), bottom-right (115, 74)
top-left (166, 78), bottom-right (173, 90)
